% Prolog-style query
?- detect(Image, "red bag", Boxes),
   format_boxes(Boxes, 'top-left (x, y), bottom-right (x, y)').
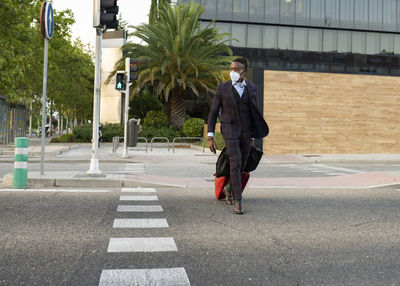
top-left (214, 173), bottom-right (250, 200)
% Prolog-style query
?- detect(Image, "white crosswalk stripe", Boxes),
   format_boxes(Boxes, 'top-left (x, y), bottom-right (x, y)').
top-left (113, 218), bottom-right (169, 228)
top-left (107, 237), bottom-right (178, 252)
top-left (99, 268), bottom-right (190, 286)
top-left (117, 205), bottom-right (163, 212)
top-left (125, 163), bottom-right (146, 174)
top-left (121, 187), bottom-right (156, 193)
top-left (120, 195), bottom-right (158, 201)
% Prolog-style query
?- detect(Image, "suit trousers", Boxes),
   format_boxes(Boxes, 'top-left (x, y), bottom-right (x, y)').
top-left (224, 132), bottom-right (252, 201)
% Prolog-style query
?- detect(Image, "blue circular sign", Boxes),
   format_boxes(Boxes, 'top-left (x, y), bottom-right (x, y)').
top-left (45, 2), bottom-right (54, 39)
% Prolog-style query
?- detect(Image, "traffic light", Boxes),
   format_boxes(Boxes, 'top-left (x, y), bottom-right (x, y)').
top-left (128, 58), bottom-right (138, 82)
top-left (115, 71), bottom-right (125, 90)
top-left (93, 0), bottom-right (119, 29)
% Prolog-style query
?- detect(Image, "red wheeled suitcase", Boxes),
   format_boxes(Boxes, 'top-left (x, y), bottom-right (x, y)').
top-left (214, 173), bottom-right (250, 200)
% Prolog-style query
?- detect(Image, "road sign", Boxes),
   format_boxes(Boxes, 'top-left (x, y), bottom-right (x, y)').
top-left (40, 2), bottom-right (54, 39)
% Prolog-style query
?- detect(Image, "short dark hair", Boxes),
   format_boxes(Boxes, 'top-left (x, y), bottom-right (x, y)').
top-left (232, 57), bottom-right (248, 70)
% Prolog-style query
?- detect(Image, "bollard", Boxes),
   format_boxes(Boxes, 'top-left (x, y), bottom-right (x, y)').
top-left (13, 137), bottom-right (29, 189)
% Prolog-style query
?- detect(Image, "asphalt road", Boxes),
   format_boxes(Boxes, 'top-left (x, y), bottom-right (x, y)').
top-left (1, 185), bottom-right (400, 285)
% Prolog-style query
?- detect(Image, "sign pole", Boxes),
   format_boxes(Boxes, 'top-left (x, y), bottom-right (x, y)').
top-left (40, 37), bottom-right (48, 175)
top-left (87, 28), bottom-right (103, 175)
top-left (39, 1), bottom-right (53, 175)
top-left (121, 58), bottom-right (130, 158)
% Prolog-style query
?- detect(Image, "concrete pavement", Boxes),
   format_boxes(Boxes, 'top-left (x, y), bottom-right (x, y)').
top-left (1, 137), bottom-right (400, 189)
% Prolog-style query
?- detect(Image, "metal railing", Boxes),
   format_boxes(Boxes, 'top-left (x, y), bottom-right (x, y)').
top-left (150, 137), bottom-right (170, 151)
top-left (172, 137), bottom-right (204, 153)
top-left (113, 136), bottom-right (149, 153)
top-left (0, 99), bottom-right (27, 144)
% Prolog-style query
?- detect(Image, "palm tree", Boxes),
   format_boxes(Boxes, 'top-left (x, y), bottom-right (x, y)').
top-left (121, 1), bottom-right (233, 129)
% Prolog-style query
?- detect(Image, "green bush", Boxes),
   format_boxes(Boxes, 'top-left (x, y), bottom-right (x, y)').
top-left (214, 132), bottom-right (225, 150)
top-left (101, 123), bottom-right (124, 142)
top-left (139, 126), bottom-right (182, 141)
top-left (50, 133), bottom-right (75, 143)
top-left (72, 124), bottom-right (92, 142)
top-left (183, 118), bottom-right (205, 137)
top-left (143, 111), bottom-right (168, 128)
top-left (129, 90), bottom-right (163, 119)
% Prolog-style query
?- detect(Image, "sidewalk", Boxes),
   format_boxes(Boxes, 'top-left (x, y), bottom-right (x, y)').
top-left (1, 139), bottom-right (400, 189)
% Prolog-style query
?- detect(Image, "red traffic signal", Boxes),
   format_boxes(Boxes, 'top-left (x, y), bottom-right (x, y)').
top-left (129, 58), bottom-right (138, 82)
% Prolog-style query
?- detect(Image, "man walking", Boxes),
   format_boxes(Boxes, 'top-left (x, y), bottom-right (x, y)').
top-left (207, 58), bottom-right (269, 214)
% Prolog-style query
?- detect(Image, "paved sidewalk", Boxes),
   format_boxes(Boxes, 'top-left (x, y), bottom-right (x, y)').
top-left (1, 139), bottom-right (400, 189)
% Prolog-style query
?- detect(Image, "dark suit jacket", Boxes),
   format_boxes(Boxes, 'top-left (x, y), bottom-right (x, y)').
top-left (207, 80), bottom-right (269, 139)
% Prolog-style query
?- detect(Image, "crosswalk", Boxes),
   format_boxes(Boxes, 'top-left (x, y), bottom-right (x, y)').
top-left (285, 164), bottom-right (361, 176)
top-left (98, 187), bottom-right (190, 286)
top-left (124, 164), bottom-right (146, 174)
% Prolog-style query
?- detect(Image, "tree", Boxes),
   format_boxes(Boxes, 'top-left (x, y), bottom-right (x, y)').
top-left (149, 0), bottom-right (171, 25)
top-left (122, 2), bottom-right (232, 129)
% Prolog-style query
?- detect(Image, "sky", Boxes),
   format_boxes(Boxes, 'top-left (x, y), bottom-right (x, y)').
top-left (52, 0), bottom-right (152, 48)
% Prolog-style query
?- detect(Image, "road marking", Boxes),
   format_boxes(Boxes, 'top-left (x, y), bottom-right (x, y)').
top-left (0, 188), bottom-right (111, 193)
top-left (121, 187), bottom-right (156, 193)
top-left (113, 218), bottom-right (169, 228)
top-left (325, 172), bottom-right (346, 176)
top-left (317, 164), bottom-right (362, 174)
top-left (99, 268), bottom-right (190, 286)
top-left (117, 205), bottom-right (163, 212)
top-left (107, 237), bottom-right (177, 252)
top-left (120, 195), bottom-right (158, 201)
top-left (125, 163), bottom-right (146, 174)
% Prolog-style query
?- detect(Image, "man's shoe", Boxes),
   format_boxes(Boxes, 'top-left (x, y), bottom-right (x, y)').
top-left (234, 201), bottom-right (243, 214)
top-left (223, 186), bottom-right (233, 205)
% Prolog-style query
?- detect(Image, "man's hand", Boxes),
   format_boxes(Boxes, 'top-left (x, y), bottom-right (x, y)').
top-left (208, 136), bottom-right (217, 154)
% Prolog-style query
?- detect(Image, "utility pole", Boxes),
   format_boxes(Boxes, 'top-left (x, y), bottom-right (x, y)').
top-left (88, 0), bottom-right (119, 174)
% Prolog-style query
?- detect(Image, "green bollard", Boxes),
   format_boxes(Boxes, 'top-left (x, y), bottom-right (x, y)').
top-left (13, 137), bottom-right (29, 189)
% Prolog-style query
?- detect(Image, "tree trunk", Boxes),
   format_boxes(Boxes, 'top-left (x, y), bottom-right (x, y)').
top-left (28, 100), bottom-right (32, 137)
top-left (169, 90), bottom-right (186, 129)
top-left (66, 117), bottom-right (69, 133)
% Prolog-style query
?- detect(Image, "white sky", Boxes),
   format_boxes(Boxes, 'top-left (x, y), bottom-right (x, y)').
top-left (52, 0), bottom-right (152, 49)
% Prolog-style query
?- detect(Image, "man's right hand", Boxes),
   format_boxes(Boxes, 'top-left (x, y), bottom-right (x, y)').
top-left (208, 136), bottom-right (217, 154)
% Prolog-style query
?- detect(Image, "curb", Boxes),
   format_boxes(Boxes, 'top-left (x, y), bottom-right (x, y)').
top-left (1, 174), bottom-right (183, 189)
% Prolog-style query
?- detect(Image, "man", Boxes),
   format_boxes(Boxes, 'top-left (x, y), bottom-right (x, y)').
top-left (207, 58), bottom-right (269, 214)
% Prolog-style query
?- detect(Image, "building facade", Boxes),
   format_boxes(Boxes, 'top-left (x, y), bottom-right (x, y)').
top-left (179, 0), bottom-right (400, 154)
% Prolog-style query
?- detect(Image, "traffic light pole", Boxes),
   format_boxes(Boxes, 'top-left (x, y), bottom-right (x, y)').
top-left (87, 28), bottom-right (103, 175)
top-left (121, 57), bottom-right (130, 158)
top-left (40, 38), bottom-right (48, 175)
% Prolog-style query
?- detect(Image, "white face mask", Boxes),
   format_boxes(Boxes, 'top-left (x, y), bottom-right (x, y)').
top-left (230, 71), bottom-right (241, 82)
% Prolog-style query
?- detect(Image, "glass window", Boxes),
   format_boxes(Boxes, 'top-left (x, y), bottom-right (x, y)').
top-left (265, 0), bottom-right (280, 23)
top-left (293, 28), bottom-right (308, 50)
top-left (354, 0), bottom-right (368, 29)
top-left (249, 0), bottom-right (264, 22)
top-left (394, 35), bottom-right (400, 54)
top-left (325, 0), bottom-right (340, 27)
top-left (215, 22), bottom-right (231, 45)
top-left (369, 0), bottom-right (383, 30)
top-left (310, 0), bottom-right (324, 26)
top-left (366, 33), bottom-right (380, 54)
top-left (323, 30), bottom-right (338, 52)
top-left (338, 31), bottom-right (351, 52)
top-left (247, 25), bottom-right (262, 48)
top-left (263, 26), bottom-right (278, 48)
top-left (278, 26), bottom-right (293, 49)
top-left (295, 0), bottom-right (310, 25)
top-left (383, 0), bottom-right (396, 31)
top-left (308, 29), bottom-right (322, 51)
top-left (340, 0), bottom-right (354, 28)
top-left (352, 32), bottom-right (366, 54)
top-left (201, 0), bottom-right (217, 19)
top-left (233, 0), bottom-right (249, 21)
top-left (217, 0), bottom-right (233, 20)
top-left (398, 0), bottom-right (400, 32)
top-left (280, 0), bottom-right (295, 24)
top-left (380, 33), bottom-right (394, 52)
top-left (231, 24), bottom-right (247, 47)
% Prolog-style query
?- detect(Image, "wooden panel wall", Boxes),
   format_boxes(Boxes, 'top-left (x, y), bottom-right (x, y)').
top-left (263, 70), bottom-right (400, 154)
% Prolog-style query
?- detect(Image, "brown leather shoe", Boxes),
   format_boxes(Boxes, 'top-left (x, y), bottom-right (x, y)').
top-left (234, 201), bottom-right (243, 214)
top-left (223, 186), bottom-right (233, 205)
